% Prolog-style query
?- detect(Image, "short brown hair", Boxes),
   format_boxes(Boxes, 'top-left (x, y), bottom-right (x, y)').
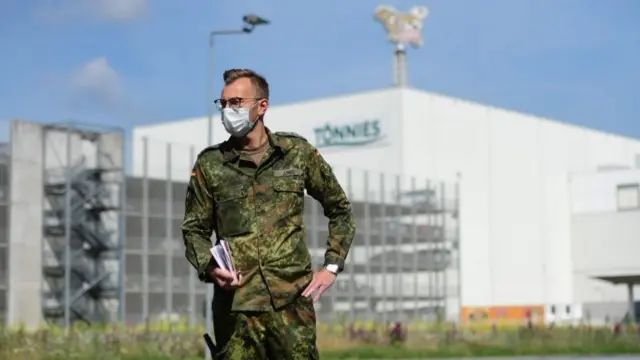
top-left (223, 68), bottom-right (270, 100)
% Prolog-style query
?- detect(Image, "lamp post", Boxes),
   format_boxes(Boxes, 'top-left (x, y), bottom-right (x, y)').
top-left (206, 14), bottom-right (270, 147)
top-left (204, 16), bottom-right (269, 359)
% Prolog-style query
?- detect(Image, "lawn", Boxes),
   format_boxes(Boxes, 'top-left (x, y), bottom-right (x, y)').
top-left (1, 321), bottom-right (639, 359)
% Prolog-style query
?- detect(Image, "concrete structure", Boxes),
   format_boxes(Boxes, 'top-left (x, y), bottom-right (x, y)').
top-left (2, 120), bottom-right (125, 329)
top-left (134, 87), bottom-right (640, 323)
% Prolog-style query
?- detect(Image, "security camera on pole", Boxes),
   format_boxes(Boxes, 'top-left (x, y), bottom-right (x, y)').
top-left (374, 5), bottom-right (429, 88)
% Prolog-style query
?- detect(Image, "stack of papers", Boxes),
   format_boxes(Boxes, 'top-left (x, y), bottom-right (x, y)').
top-left (210, 240), bottom-right (236, 273)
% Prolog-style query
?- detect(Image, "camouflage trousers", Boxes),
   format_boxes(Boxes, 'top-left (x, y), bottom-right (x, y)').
top-left (213, 295), bottom-right (320, 360)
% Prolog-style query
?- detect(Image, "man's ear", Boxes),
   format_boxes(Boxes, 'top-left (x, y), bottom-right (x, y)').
top-left (258, 99), bottom-right (269, 116)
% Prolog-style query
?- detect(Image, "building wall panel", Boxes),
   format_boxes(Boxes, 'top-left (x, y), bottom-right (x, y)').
top-left (402, 89), bottom-right (640, 308)
top-left (570, 170), bottom-right (640, 307)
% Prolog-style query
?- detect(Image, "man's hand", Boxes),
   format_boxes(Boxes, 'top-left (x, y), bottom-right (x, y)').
top-left (302, 268), bottom-right (337, 302)
top-left (211, 268), bottom-right (243, 291)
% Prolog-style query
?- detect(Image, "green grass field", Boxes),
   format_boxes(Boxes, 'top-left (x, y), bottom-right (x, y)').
top-left (2, 321), bottom-right (639, 359)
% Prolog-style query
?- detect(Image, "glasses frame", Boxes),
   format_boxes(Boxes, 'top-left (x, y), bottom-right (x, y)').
top-left (214, 97), bottom-right (263, 111)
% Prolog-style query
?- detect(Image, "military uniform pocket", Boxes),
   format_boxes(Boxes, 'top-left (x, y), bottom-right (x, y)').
top-left (213, 185), bottom-right (251, 236)
top-left (273, 178), bottom-right (304, 194)
top-left (272, 178), bottom-right (305, 226)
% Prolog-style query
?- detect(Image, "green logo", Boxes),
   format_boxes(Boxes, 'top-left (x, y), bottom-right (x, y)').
top-left (313, 120), bottom-right (384, 148)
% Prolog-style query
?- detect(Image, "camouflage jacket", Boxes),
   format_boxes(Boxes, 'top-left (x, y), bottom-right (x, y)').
top-left (182, 129), bottom-right (356, 311)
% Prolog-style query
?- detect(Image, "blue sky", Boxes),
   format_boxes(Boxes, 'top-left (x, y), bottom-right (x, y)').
top-left (0, 0), bottom-right (638, 143)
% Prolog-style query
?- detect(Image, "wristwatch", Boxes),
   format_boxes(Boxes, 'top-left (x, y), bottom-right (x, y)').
top-left (325, 264), bottom-right (339, 274)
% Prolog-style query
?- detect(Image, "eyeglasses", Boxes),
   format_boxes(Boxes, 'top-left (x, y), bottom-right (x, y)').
top-left (214, 97), bottom-right (262, 111)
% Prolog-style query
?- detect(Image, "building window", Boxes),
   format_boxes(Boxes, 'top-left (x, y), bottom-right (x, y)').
top-left (616, 184), bottom-right (640, 211)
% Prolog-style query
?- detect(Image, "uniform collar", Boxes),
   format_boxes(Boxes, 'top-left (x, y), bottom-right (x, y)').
top-left (220, 127), bottom-right (285, 163)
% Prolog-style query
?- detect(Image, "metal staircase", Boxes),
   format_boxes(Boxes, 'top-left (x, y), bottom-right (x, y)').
top-left (41, 125), bottom-right (124, 326)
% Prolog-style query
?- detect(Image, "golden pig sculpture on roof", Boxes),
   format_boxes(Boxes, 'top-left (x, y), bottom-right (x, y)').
top-left (374, 5), bottom-right (429, 48)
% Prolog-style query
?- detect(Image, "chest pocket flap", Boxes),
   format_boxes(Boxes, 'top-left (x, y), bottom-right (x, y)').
top-left (273, 179), bottom-right (304, 194)
top-left (213, 185), bottom-right (249, 203)
top-left (213, 184), bottom-right (251, 237)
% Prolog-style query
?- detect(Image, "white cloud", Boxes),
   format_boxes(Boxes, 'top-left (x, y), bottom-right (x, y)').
top-left (95, 0), bottom-right (147, 21)
top-left (34, 0), bottom-right (147, 23)
top-left (70, 57), bottom-right (123, 107)
top-left (54, 57), bottom-right (161, 122)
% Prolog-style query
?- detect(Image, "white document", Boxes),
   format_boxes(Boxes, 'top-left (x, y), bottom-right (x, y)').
top-left (209, 239), bottom-right (236, 273)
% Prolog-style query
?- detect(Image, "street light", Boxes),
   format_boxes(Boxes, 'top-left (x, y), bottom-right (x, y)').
top-left (206, 14), bottom-right (270, 147)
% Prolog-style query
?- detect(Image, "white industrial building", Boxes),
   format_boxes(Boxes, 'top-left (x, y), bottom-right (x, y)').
top-left (133, 87), bottom-right (640, 324)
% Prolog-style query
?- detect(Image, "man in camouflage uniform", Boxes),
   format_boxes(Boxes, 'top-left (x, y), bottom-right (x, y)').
top-left (182, 68), bottom-right (356, 359)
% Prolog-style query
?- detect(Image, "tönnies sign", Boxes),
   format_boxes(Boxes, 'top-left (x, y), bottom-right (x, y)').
top-left (313, 119), bottom-right (385, 148)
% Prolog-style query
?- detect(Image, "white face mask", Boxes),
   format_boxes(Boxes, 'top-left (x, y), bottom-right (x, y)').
top-left (221, 106), bottom-right (258, 137)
